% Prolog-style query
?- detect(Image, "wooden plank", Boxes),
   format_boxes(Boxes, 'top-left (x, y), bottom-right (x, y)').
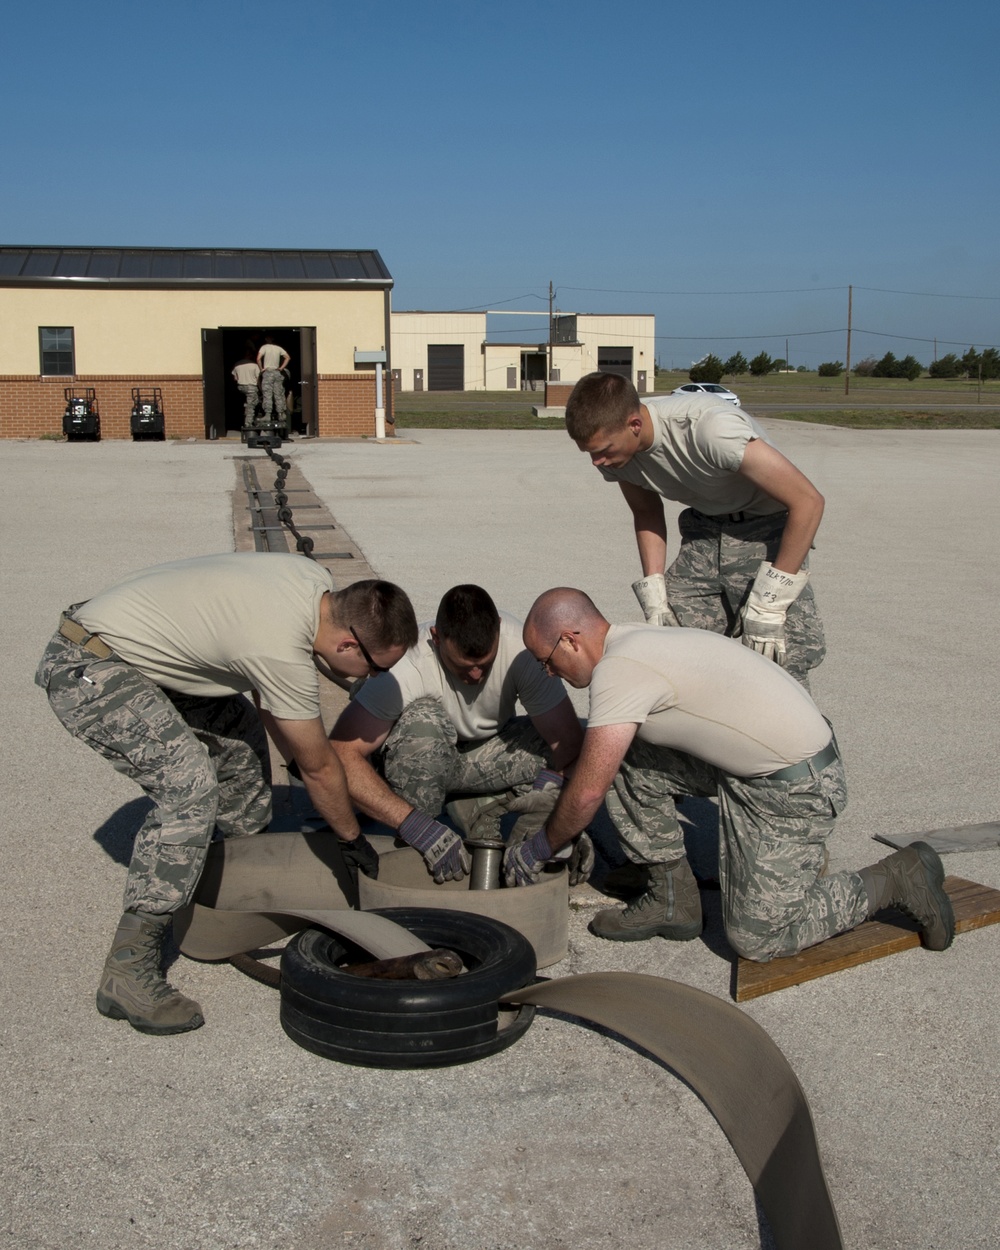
top-left (735, 877), bottom-right (1000, 1002)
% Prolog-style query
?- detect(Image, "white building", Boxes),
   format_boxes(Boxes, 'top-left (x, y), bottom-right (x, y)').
top-left (390, 310), bottom-right (655, 393)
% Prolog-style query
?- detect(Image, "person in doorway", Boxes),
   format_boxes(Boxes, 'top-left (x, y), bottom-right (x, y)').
top-left (256, 334), bottom-right (291, 424)
top-left (505, 587), bottom-right (955, 965)
top-left (231, 352), bottom-right (261, 428)
top-left (329, 584), bottom-right (589, 885)
top-left (565, 372), bottom-right (826, 687)
top-left (36, 555), bottom-right (417, 1036)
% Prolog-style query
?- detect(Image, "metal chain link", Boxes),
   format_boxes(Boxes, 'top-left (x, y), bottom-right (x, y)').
top-left (263, 445), bottom-right (316, 559)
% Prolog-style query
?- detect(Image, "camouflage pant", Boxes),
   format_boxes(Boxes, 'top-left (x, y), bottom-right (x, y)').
top-left (238, 383), bottom-right (260, 425)
top-left (608, 736), bottom-right (868, 961)
top-left (380, 696), bottom-right (547, 816)
top-left (668, 508), bottom-right (826, 687)
top-left (36, 629), bottom-right (272, 916)
top-left (260, 369), bottom-right (286, 419)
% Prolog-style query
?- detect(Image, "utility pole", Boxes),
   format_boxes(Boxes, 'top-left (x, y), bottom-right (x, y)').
top-left (844, 285), bottom-right (853, 396)
top-left (547, 281), bottom-right (554, 381)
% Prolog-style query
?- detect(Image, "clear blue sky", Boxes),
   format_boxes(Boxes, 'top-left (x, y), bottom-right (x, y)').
top-left (3, 0), bottom-right (997, 369)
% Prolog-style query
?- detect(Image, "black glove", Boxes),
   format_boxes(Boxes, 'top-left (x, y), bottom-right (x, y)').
top-left (338, 832), bottom-right (380, 880)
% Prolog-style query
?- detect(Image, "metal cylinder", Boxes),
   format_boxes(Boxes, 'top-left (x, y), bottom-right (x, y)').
top-left (466, 838), bottom-right (505, 890)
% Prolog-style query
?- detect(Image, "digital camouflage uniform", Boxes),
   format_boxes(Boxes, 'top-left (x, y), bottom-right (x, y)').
top-left (36, 630), bottom-right (272, 915)
top-left (379, 696), bottom-right (547, 817)
top-left (608, 736), bottom-right (867, 961)
top-left (238, 384), bottom-right (260, 426)
top-left (669, 508), bottom-right (825, 688)
top-left (260, 370), bottom-right (286, 420)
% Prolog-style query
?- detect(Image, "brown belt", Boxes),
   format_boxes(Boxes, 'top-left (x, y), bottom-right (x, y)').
top-left (58, 615), bottom-right (114, 660)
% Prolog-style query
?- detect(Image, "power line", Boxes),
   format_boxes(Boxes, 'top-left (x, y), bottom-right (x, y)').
top-left (853, 328), bottom-right (999, 349)
top-left (854, 286), bottom-right (1000, 301)
top-left (559, 284), bottom-right (847, 297)
top-left (655, 328), bottom-right (845, 342)
top-left (558, 282), bottom-right (999, 300)
top-left (451, 293), bottom-right (548, 311)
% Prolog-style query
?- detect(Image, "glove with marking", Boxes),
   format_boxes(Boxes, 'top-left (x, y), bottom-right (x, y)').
top-left (337, 832), bottom-right (380, 880)
top-left (504, 828), bottom-right (554, 888)
top-left (736, 562), bottom-right (810, 665)
top-left (398, 810), bottom-right (471, 883)
top-left (632, 574), bottom-right (680, 627)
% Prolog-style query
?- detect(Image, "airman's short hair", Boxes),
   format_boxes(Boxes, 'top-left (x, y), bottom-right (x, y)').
top-left (564, 372), bottom-right (641, 444)
top-left (435, 585), bottom-right (500, 659)
top-left (331, 580), bottom-right (418, 650)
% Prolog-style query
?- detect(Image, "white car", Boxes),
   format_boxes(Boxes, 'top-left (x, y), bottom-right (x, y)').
top-left (672, 382), bottom-right (740, 405)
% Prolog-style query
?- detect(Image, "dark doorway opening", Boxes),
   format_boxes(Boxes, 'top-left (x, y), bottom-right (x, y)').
top-left (520, 350), bottom-right (547, 390)
top-left (202, 326), bottom-right (317, 438)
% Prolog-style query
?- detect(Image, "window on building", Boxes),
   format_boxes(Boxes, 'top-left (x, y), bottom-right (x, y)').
top-left (39, 327), bottom-right (75, 375)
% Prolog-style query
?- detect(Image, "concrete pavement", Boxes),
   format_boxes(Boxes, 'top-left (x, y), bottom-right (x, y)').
top-left (4, 423), bottom-right (998, 1249)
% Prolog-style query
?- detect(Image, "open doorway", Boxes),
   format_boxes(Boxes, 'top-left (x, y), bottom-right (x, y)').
top-left (520, 350), bottom-right (546, 391)
top-left (202, 326), bottom-right (316, 438)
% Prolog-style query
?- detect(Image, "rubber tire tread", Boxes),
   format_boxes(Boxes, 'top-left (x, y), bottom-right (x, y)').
top-left (279, 908), bottom-right (537, 1068)
top-left (279, 1000), bottom-right (497, 1054)
top-left (279, 985), bottom-right (493, 1034)
top-left (281, 1003), bottom-right (536, 1069)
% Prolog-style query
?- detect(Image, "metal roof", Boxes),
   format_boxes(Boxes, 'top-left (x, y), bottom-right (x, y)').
top-left (0, 246), bottom-right (392, 289)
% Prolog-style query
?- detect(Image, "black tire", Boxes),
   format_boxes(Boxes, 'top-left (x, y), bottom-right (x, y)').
top-left (279, 908), bottom-right (537, 1068)
top-left (281, 1002), bottom-right (534, 1069)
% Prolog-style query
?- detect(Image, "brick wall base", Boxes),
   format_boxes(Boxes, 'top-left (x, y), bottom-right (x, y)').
top-left (0, 375), bottom-right (204, 440)
top-left (1, 373), bottom-right (392, 440)
top-left (317, 374), bottom-right (384, 438)
top-left (545, 382), bottom-right (575, 407)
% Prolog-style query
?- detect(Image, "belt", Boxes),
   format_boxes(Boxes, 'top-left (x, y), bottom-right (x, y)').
top-left (58, 615), bottom-right (114, 660)
top-left (763, 739), bottom-right (838, 783)
top-left (691, 509), bottom-right (785, 525)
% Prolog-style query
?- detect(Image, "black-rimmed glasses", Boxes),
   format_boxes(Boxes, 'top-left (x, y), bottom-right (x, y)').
top-left (350, 626), bottom-right (391, 674)
top-left (539, 634), bottom-right (564, 674)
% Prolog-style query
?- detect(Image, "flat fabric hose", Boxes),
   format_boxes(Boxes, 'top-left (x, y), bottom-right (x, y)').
top-left (502, 974), bottom-right (843, 1250)
top-left (177, 831), bottom-right (843, 1249)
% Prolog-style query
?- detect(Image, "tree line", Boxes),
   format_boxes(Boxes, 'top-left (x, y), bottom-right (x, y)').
top-left (687, 346), bottom-right (999, 383)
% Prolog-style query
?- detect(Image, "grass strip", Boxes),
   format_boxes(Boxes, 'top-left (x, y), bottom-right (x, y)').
top-left (767, 409), bottom-right (1000, 430)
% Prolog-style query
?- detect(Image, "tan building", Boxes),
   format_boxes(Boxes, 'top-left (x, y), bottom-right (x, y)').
top-left (0, 246), bottom-right (393, 440)
top-left (391, 310), bottom-right (655, 393)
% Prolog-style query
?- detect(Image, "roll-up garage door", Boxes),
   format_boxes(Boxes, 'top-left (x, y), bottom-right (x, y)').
top-left (597, 346), bottom-right (633, 380)
top-left (427, 344), bottom-right (464, 390)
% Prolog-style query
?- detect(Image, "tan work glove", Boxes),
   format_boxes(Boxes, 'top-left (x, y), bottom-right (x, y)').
top-left (632, 574), bottom-right (680, 627)
top-left (736, 562), bottom-right (809, 665)
top-left (506, 770), bottom-right (563, 845)
top-left (507, 772), bottom-right (594, 886)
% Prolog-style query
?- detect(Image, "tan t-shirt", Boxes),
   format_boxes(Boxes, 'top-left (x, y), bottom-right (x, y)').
top-left (355, 612), bottom-right (567, 742)
top-left (599, 393), bottom-right (787, 516)
top-left (232, 361), bottom-right (260, 386)
top-left (258, 343), bottom-right (286, 370)
top-left (76, 553), bottom-right (333, 720)
top-left (587, 624), bottom-right (830, 777)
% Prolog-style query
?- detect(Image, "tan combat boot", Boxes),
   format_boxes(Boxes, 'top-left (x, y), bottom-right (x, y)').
top-left (858, 841), bottom-right (955, 951)
top-left (590, 858), bottom-right (703, 942)
top-left (96, 912), bottom-right (205, 1035)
